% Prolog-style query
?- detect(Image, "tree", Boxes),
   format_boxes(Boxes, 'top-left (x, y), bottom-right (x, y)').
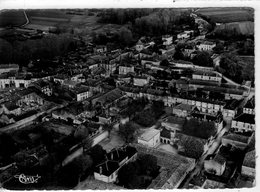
top-left (160, 59), bottom-right (169, 67)
top-left (87, 144), bottom-right (106, 165)
top-left (137, 154), bottom-right (158, 176)
top-left (119, 27), bottom-right (133, 47)
top-left (118, 161), bottom-right (139, 188)
top-left (119, 122), bottom-right (138, 143)
top-left (0, 133), bottom-right (18, 163)
top-left (173, 49), bottom-right (184, 60)
top-left (71, 154), bottom-right (93, 179)
top-left (213, 42), bottom-right (224, 54)
top-left (192, 51), bottom-right (213, 67)
top-left (74, 124), bottom-right (89, 141)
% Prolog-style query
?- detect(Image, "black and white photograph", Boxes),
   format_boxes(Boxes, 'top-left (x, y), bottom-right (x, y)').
top-left (0, 0), bottom-right (257, 190)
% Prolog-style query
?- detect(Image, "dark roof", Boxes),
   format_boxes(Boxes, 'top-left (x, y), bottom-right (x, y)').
top-left (94, 160), bottom-right (120, 177)
top-left (191, 112), bottom-right (218, 122)
top-left (224, 99), bottom-right (242, 110)
top-left (3, 102), bottom-right (20, 111)
top-left (107, 145), bottom-right (137, 162)
top-left (160, 127), bottom-right (171, 139)
top-left (234, 113), bottom-right (255, 124)
top-left (244, 97), bottom-right (255, 109)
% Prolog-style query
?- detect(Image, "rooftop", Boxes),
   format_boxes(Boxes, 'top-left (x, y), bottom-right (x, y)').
top-left (233, 113), bottom-right (255, 124)
top-left (224, 99), bottom-right (242, 110)
top-left (160, 127), bottom-right (171, 139)
top-left (173, 103), bottom-right (194, 112)
top-left (139, 128), bottom-right (160, 142)
top-left (222, 133), bottom-right (249, 144)
top-left (244, 97), bottom-right (255, 109)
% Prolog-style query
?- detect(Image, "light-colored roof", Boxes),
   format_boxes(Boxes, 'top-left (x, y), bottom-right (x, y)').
top-left (139, 128), bottom-right (160, 141)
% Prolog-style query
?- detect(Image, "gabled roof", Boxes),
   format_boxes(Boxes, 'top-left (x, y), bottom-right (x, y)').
top-left (160, 127), bottom-right (171, 139)
top-left (244, 97), bottom-right (255, 109)
top-left (233, 113), bottom-right (255, 124)
top-left (224, 99), bottom-right (242, 110)
top-left (222, 133), bottom-right (249, 144)
top-left (173, 103), bottom-right (194, 112)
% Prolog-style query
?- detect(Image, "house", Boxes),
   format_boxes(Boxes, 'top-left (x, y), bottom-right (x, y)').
top-left (1, 102), bottom-right (21, 116)
top-left (162, 35), bottom-right (173, 46)
top-left (0, 64), bottom-right (19, 74)
top-left (243, 97), bottom-right (255, 115)
top-left (172, 103), bottom-right (195, 117)
top-left (138, 128), bottom-right (160, 148)
top-left (183, 46), bottom-right (196, 57)
top-left (192, 71), bottom-right (222, 83)
top-left (231, 113), bottom-right (255, 133)
top-left (170, 60), bottom-right (194, 68)
top-left (204, 154), bottom-right (226, 176)
top-left (0, 113), bottom-right (16, 125)
top-left (16, 87), bottom-right (47, 106)
top-left (92, 88), bottom-right (125, 109)
top-left (30, 79), bottom-right (53, 96)
top-left (94, 145), bottom-right (137, 183)
top-left (222, 133), bottom-right (250, 150)
top-left (63, 80), bottom-right (80, 89)
top-left (73, 87), bottom-right (93, 101)
top-left (197, 41), bottom-right (216, 51)
top-left (94, 45), bottom-right (107, 54)
top-left (177, 30), bottom-right (193, 40)
top-left (54, 74), bottom-right (68, 84)
top-left (241, 150), bottom-right (255, 178)
top-left (223, 99), bottom-right (242, 120)
top-left (133, 76), bottom-right (150, 87)
top-left (119, 65), bottom-right (135, 75)
top-left (190, 111), bottom-right (223, 132)
top-left (160, 127), bottom-right (173, 144)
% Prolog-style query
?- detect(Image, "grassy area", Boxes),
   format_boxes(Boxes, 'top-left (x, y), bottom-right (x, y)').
top-left (0, 10), bottom-right (26, 27)
top-left (197, 7), bottom-right (254, 23)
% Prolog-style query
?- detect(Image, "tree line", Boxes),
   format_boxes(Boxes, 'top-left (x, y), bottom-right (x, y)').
top-left (0, 34), bottom-right (77, 66)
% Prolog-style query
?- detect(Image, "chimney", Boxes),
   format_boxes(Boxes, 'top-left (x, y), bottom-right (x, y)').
top-left (105, 161), bottom-right (109, 171)
top-left (99, 166), bottom-right (102, 175)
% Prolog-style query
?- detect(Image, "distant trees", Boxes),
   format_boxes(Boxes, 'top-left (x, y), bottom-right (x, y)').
top-left (0, 34), bottom-right (78, 66)
top-left (192, 51), bottom-right (213, 67)
top-left (218, 53), bottom-right (254, 84)
top-left (74, 124), bottom-right (89, 141)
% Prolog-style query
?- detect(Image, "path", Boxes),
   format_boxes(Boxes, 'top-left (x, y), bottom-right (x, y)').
top-left (21, 10), bottom-right (29, 27)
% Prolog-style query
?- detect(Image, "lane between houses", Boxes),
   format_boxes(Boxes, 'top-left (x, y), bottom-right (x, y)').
top-left (180, 123), bottom-right (229, 188)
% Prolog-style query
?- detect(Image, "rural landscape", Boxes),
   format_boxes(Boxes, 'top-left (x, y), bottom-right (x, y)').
top-left (0, 6), bottom-right (255, 190)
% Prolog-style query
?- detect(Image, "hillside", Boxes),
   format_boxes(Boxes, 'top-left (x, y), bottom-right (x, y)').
top-left (214, 21), bottom-right (254, 36)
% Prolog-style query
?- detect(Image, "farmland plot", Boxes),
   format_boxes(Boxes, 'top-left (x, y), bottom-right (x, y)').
top-left (197, 7), bottom-right (254, 23)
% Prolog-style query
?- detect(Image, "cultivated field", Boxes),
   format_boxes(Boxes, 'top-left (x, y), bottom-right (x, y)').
top-left (0, 10), bottom-right (26, 27)
top-left (197, 7), bottom-right (254, 23)
top-left (214, 21), bottom-right (254, 35)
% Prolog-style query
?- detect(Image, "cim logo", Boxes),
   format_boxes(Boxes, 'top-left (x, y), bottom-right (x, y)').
top-left (14, 174), bottom-right (41, 184)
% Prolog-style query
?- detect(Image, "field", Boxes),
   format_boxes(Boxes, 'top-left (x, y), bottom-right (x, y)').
top-left (0, 10), bottom-right (26, 27)
top-left (214, 21), bottom-right (254, 35)
top-left (197, 7), bottom-right (254, 23)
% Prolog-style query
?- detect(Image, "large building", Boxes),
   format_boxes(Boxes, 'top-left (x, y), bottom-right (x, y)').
top-left (231, 113), bottom-right (255, 133)
top-left (137, 128), bottom-right (160, 148)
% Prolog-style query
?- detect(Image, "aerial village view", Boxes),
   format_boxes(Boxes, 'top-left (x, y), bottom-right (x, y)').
top-left (0, 5), bottom-right (255, 190)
